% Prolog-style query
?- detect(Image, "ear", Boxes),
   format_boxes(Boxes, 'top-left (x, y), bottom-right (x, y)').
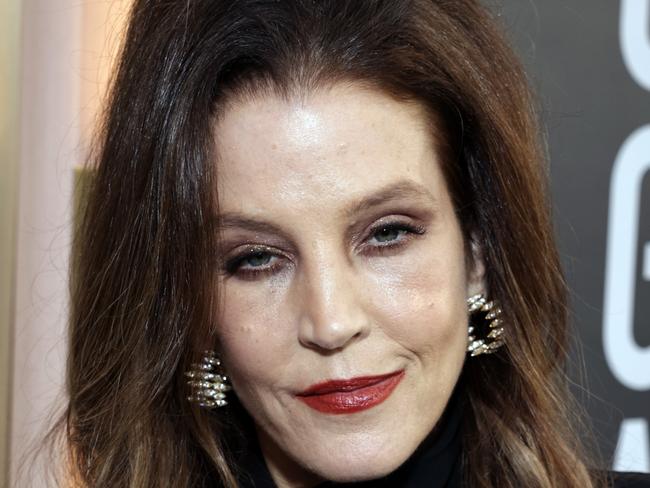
top-left (466, 234), bottom-right (487, 297)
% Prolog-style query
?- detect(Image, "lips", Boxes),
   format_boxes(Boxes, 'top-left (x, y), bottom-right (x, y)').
top-left (295, 370), bottom-right (405, 414)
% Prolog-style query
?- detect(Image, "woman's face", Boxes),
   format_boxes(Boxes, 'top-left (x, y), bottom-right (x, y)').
top-left (213, 83), bottom-right (484, 487)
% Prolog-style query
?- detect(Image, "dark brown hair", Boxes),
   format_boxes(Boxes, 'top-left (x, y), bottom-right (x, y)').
top-left (53, 1), bottom-right (603, 486)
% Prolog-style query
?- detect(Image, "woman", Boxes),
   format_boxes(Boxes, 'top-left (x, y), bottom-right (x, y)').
top-left (56, 0), bottom-right (649, 487)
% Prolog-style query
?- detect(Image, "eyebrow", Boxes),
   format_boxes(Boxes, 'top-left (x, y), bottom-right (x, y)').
top-left (341, 180), bottom-right (435, 218)
top-left (214, 179), bottom-right (436, 236)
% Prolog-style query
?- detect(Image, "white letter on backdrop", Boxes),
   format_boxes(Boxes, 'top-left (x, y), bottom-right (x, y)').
top-left (620, 0), bottom-right (650, 91)
top-left (613, 419), bottom-right (650, 472)
top-left (603, 125), bottom-right (650, 391)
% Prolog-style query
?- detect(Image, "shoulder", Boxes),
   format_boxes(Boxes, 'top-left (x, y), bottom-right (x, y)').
top-left (608, 471), bottom-right (650, 488)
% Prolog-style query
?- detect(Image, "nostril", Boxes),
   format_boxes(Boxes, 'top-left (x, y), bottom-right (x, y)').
top-left (298, 317), bottom-right (370, 352)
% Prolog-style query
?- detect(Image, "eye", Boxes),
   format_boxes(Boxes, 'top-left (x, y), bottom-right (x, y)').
top-left (222, 246), bottom-right (283, 279)
top-left (370, 224), bottom-right (408, 244)
top-left (222, 220), bottom-right (427, 280)
top-left (364, 221), bottom-right (426, 253)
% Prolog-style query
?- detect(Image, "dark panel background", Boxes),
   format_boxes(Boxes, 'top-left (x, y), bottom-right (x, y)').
top-left (483, 0), bottom-right (650, 469)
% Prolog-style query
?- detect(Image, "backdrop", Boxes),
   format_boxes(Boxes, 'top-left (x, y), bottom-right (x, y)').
top-left (487, 0), bottom-right (650, 471)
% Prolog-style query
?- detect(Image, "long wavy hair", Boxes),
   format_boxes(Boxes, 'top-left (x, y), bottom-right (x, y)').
top-left (51, 0), bottom-right (604, 486)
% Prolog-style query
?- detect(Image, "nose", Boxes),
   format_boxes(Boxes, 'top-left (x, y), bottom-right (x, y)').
top-left (297, 251), bottom-right (371, 352)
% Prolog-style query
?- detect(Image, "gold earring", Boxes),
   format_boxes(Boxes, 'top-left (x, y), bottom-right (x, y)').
top-left (185, 350), bottom-right (232, 408)
top-left (466, 293), bottom-right (505, 356)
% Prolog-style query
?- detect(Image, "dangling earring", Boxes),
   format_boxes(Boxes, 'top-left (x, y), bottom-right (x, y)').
top-left (466, 293), bottom-right (506, 356)
top-left (185, 350), bottom-right (232, 408)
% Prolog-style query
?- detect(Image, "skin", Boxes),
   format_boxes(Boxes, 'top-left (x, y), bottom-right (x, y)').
top-left (212, 82), bottom-right (485, 488)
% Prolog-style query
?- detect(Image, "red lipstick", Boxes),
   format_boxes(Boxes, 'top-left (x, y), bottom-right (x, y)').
top-left (296, 370), bottom-right (405, 414)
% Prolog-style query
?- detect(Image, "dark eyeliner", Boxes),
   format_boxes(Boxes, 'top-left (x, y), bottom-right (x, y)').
top-left (224, 247), bottom-right (277, 277)
top-left (223, 220), bottom-right (426, 279)
top-left (363, 221), bottom-right (426, 254)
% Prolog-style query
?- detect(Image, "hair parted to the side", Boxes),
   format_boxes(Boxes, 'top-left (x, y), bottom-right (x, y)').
top-left (50, 1), bottom-right (605, 486)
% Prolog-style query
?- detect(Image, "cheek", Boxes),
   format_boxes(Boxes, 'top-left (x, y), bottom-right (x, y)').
top-left (365, 243), bottom-right (468, 353)
top-left (215, 288), bottom-right (289, 392)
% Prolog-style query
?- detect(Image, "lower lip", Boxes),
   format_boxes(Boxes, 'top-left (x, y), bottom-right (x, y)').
top-left (296, 371), bottom-right (405, 414)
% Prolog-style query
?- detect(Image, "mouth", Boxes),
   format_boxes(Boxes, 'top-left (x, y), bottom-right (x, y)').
top-left (295, 370), bottom-right (405, 414)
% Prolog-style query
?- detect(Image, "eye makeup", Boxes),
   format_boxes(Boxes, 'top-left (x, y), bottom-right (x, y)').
top-left (220, 219), bottom-right (427, 280)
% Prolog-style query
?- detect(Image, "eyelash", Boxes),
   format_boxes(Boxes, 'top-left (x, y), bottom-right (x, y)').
top-left (222, 221), bottom-right (426, 280)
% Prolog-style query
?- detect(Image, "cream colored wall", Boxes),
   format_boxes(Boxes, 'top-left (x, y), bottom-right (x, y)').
top-left (9, 1), bottom-right (131, 486)
top-left (10, 1), bottom-right (81, 484)
top-left (1, 0), bottom-right (22, 485)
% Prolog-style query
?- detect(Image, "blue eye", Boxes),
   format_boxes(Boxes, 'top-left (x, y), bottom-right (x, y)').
top-left (371, 225), bottom-right (408, 244)
top-left (222, 220), bottom-right (426, 279)
top-left (364, 221), bottom-right (426, 253)
top-left (224, 248), bottom-right (279, 276)
top-left (244, 251), bottom-right (272, 267)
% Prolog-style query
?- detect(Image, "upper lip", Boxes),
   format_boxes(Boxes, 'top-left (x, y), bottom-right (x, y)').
top-left (296, 370), bottom-right (404, 396)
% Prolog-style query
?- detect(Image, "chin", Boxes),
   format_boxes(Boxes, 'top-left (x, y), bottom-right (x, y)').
top-left (317, 465), bottom-right (399, 483)
top-left (301, 435), bottom-right (414, 483)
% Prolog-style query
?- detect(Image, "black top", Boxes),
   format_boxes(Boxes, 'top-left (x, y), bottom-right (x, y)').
top-left (611, 472), bottom-right (650, 488)
top-left (232, 387), bottom-right (650, 488)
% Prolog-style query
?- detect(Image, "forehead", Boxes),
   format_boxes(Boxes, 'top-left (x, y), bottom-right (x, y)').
top-left (212, 84), bottom-right (447, 215)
